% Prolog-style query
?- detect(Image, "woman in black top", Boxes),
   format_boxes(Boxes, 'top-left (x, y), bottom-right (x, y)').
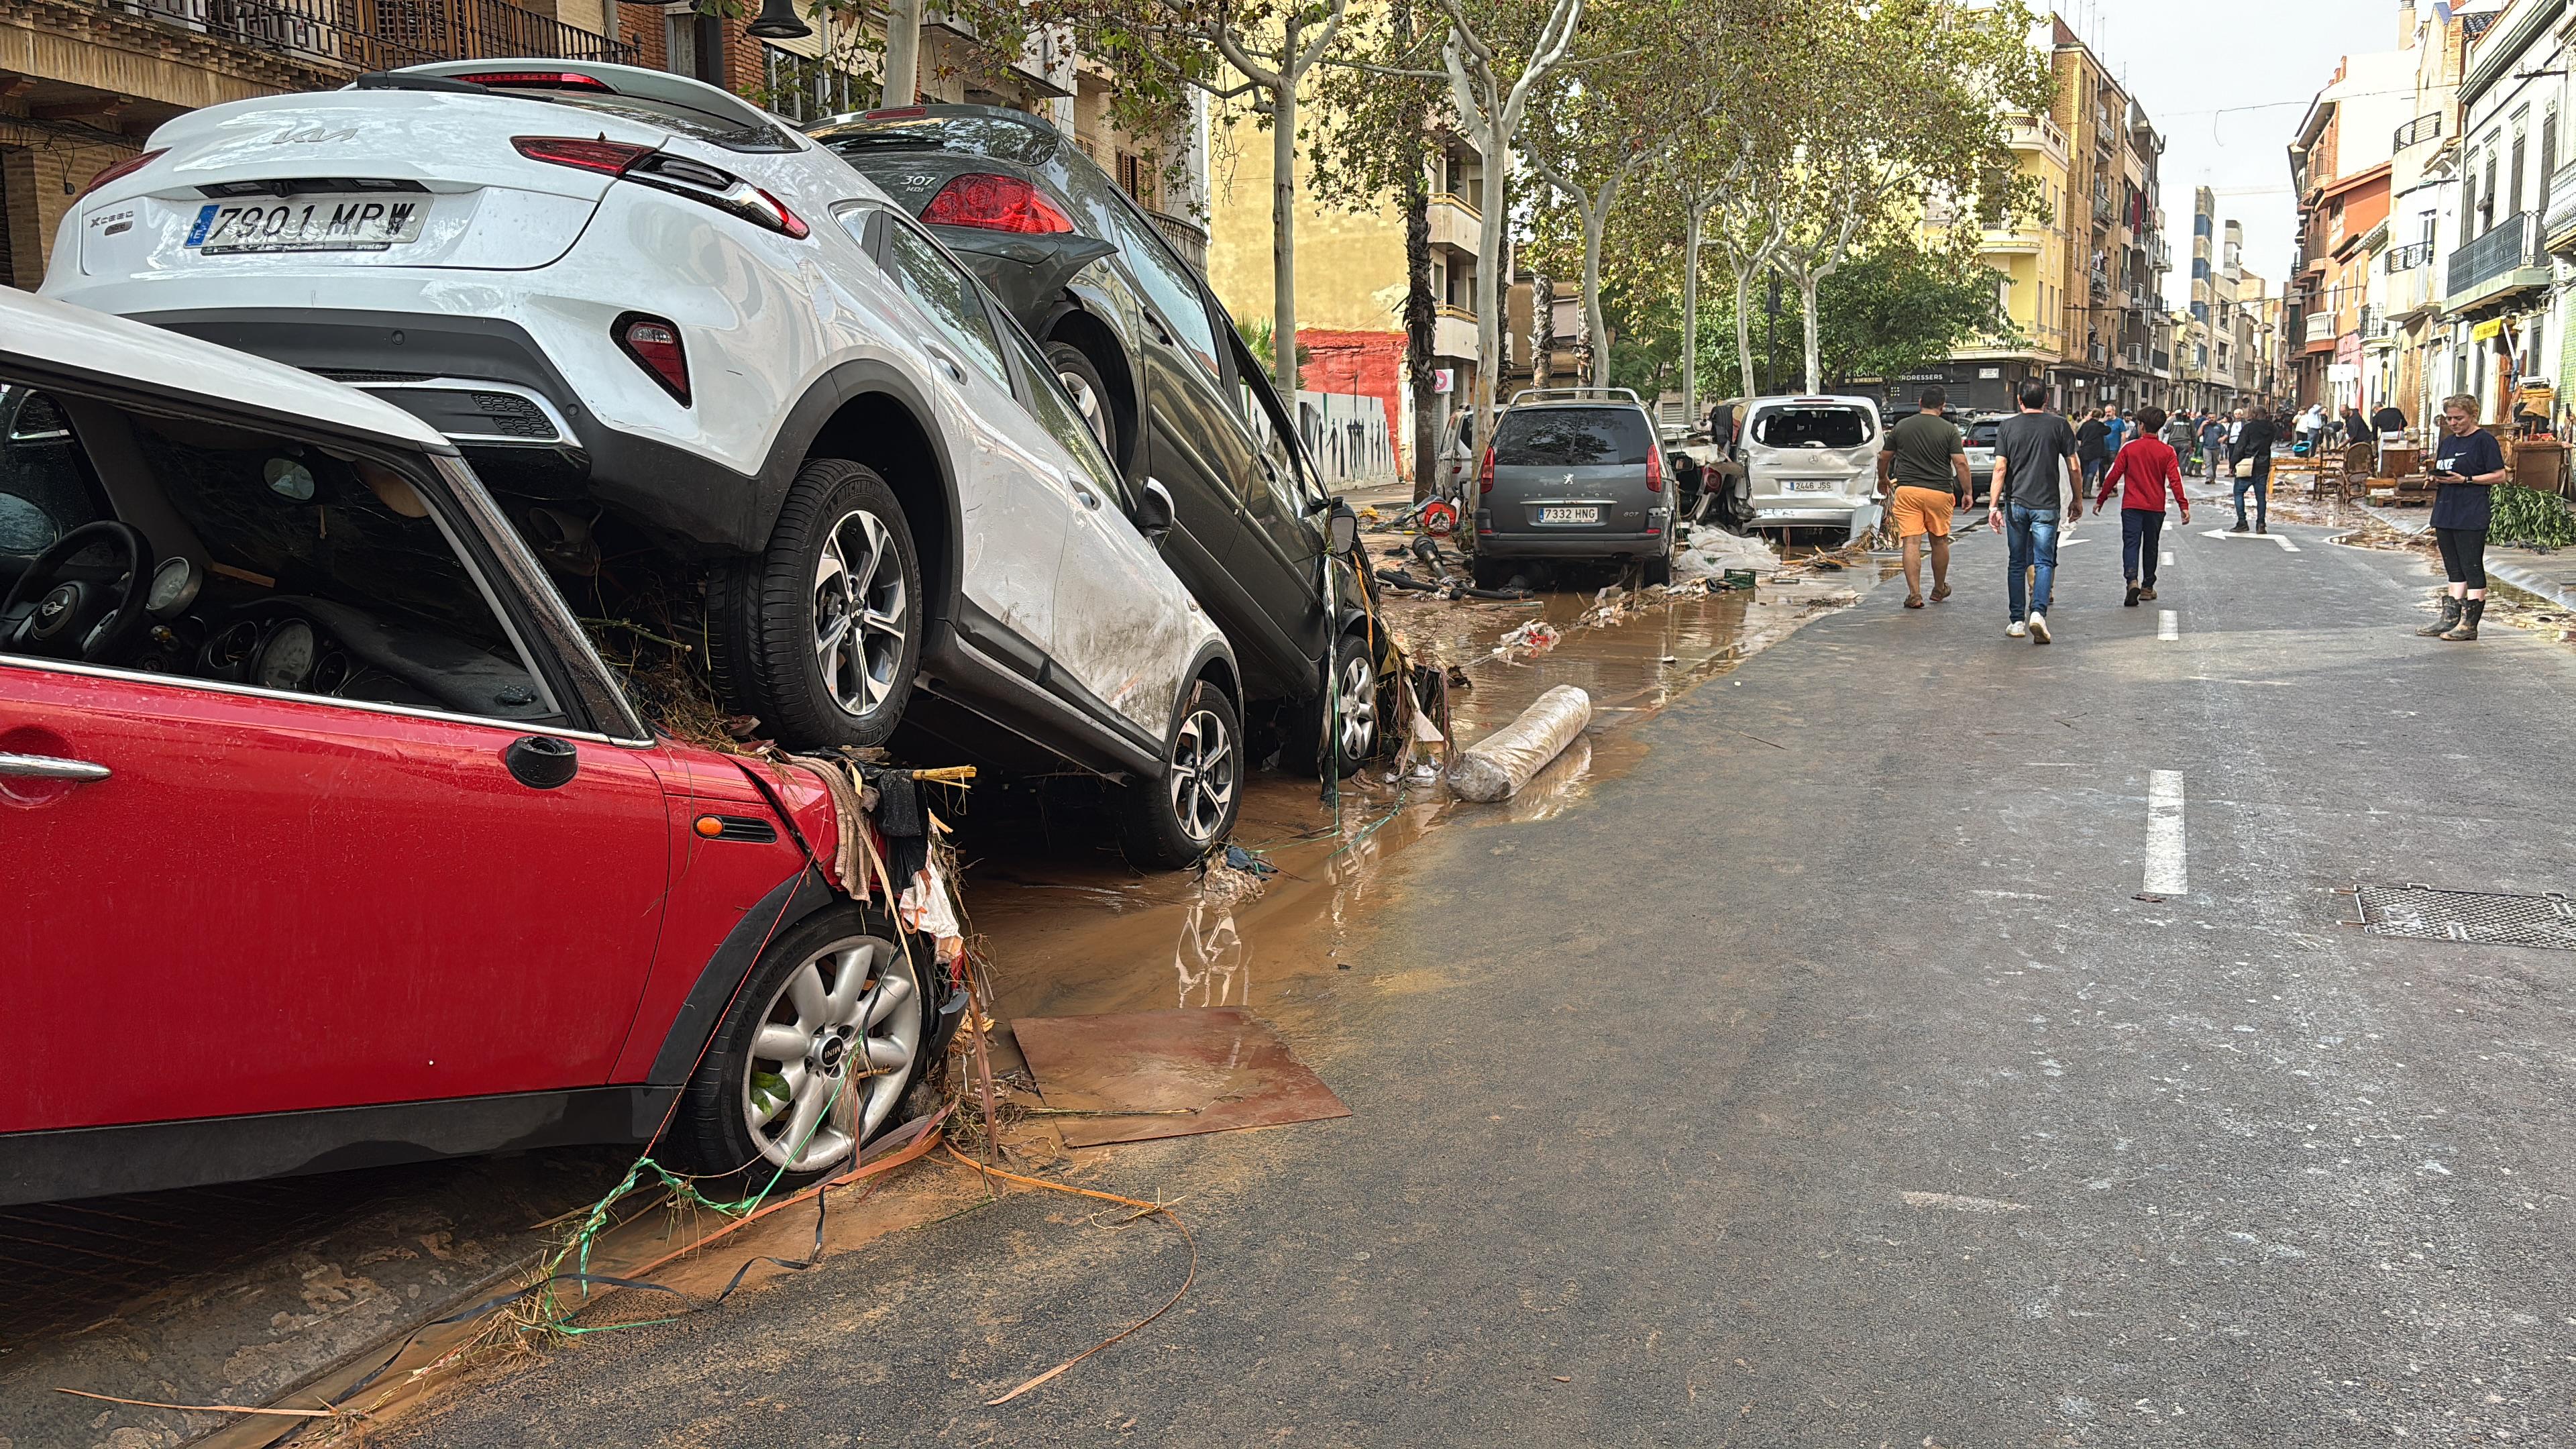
top-left (2418, 392), bottom-right (2510, 641)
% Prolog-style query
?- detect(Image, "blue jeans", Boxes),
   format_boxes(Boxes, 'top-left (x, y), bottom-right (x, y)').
top-left (2234, 467), bottom-right (2269, 528)
top-left (2121, 507), bottom-right (2165, 586)
top-left (2006, 502), bottom-right (2061, 621)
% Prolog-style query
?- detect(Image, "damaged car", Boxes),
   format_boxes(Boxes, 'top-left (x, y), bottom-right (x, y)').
top-left (42, 60), bottom-right (1250, 859)
top-left (808, 105), bottom-right (1395, 773)
top-left (0, 288), bottom-right (981, 1205)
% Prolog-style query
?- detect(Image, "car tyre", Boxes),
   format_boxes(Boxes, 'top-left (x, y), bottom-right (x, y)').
top-left (1045, 341), bottom-right (1119, 463)
top-left (1122, 678), bottom-right (1242, 868)
top-left (1471, 557), bottom-right (1509, 591)
top-left (1641, 549), bottom-right (1672, 588)
top-left (710, 460), bottom-right (922, 751)
top-left (663, 902), bottom-right (957, 1183)
top-left (1297, 631), bottom-right (1386, 776)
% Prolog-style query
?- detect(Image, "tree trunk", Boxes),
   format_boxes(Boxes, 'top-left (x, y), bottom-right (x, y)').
top-left (1473, 160), bottom-right (1505, 459)
top-left (1271, 26), bottom-right (1300, 398)
top-left (1799, 269), bottom-right (1822, 394)
top-left (1582, 203), bottom-right (1610, 388)
top-left (1403, 138), bottom-right (1437, 499)
top-left (1681, 204), bottom-right (1701, 425)
top-left (1732, 257), bottom-right (1759, 400)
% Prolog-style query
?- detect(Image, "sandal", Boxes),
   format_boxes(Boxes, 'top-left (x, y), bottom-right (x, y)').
top-left (1930, 582), bottom-right (1952, 602)
top-left (1904, 594), bottom-right (1925, 609)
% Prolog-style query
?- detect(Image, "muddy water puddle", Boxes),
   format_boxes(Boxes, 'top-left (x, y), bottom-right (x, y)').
top-left (964, 563), bottom-right (1885, 1038)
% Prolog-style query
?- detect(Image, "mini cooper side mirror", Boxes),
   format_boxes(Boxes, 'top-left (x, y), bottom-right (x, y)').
top-left (1327, 500), bottom-right (1360, 558)
top-left (1136, 478), bottom-right (1177, 546)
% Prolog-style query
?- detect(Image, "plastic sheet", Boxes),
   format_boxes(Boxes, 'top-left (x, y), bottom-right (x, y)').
top-left (1445, 684), bottom-right (1593, 803)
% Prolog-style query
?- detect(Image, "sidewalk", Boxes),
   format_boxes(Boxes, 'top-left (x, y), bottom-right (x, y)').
top-left (2359, 502), bottom-right (2576, 612)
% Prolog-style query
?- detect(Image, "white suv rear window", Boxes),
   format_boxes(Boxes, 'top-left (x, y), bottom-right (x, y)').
top-left (1752, 407), bottom-right (1872, 449)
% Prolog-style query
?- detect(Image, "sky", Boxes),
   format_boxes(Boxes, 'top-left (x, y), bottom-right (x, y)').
top-left (2051, 0), bottom-right (2391, 307)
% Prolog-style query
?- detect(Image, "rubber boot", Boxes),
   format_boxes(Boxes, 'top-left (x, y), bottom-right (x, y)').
top-left (2442, 598), bottom-right (2484, 641)
top-left (2416, 596), bottom-right (2463, 637)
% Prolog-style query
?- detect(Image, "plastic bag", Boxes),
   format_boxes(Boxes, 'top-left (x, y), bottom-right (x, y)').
top-left (1445, 684), bottom-right (1593, 803)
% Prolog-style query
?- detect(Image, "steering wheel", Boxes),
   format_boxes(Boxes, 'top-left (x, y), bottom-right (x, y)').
top-left (1, 521), bottom-right (154, 662)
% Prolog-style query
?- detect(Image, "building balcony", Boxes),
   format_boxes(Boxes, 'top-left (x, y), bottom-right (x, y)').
top-left (1978, 225), bottom-right (2047, 256)
top-left (1146, 208), bottom-right (1206, 272)
top-left (2384, 239), bottom-right (2434, 273)
top-left (1432, 311), bottom-right (1477, 362)
top-left (2446, 211), bottom-right (2546, 311)
top-left (2005, 113), bottom-right (2069, 167)
top-left (2302, 312), bottom-right (2337, 343)
top-left (2548, 163), bottom-right (2576, 250)
top-left (102, 0), bottom-right (637, 72)
top-left (1428, 193), bottom-right (1480, 253)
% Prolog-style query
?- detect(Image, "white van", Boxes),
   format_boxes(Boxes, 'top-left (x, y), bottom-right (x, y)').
top-left (1736, 395), bottom-right (1885, 541)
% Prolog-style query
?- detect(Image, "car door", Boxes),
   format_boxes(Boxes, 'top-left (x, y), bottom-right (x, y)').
top-left (1215, 323), bottom-right (1331, 678)
top-left (860, 205), bottom-right (1067, 666)
top-left (993, 320), bottom-right (1198, 743)
top-left (0, 389), bottom-right (668, 1134)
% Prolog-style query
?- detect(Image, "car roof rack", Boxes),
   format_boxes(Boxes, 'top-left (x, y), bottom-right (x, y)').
top-left (1506, 386), bottom-right (1644, 408)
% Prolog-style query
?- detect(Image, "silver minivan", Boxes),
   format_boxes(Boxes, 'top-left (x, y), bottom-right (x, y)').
top-left (1470, 388), bottom-right (1672, 588)
top-left (1739, 395), bottom-right (1884, 540)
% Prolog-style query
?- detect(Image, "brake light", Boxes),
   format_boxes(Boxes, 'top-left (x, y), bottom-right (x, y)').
top-left (514, 136), bottom-right (651, 174)
top-left (865, 107), bottom-right (928, 119)
top-left (79, 148), bottom-right (167, 201)
top-left (920, 173), bottom-right (1071, 234)
top-left (456, 70), bottom-right (611, 91)
top-left (513, 138), bottom-right (808, 238)
top-left (1645, 447), bottom-right (1664, 493)
top-left (614, 313), bottom-right (690, 405)
top-left (1477, 445), bottom-right (1497, 494)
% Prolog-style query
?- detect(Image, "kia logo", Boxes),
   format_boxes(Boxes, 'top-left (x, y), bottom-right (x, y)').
top-left (272, 125), bottom-right (358, 145)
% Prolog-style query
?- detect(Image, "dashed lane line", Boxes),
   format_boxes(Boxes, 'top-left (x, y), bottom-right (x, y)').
top-left (2145, 769), bottom-right (2188, 896)
top-left (2158, 609), bottom-right (2179, 641)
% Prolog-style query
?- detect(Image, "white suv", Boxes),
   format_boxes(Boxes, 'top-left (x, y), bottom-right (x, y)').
top-left (45, 60), bottom-right (1244, 862)
top-left (1735, 395), bottom-right (1886, 541)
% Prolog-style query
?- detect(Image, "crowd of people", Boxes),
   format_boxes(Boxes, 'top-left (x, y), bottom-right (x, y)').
top-left (1874, 384), bottom-right (2496, 645)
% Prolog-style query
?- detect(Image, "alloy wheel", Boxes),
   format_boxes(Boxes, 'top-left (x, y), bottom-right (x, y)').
top-left (1166, 707), bottom-right (1238, 846)
top-left (739, 934), bottom-right (924, 1173)
top-left (1058, 368), bottom-right (1110, 451)
top-left (1336, 652), bottom-right (1378, 762)
top-left (812, 508), bottom-right (908, 718)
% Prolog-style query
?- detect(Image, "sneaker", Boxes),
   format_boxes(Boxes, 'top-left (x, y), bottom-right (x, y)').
top-left (2124, 583), bottom-right (2141, 607)
top-left (2027, 611), bottom-right (2051, 644)
top-left (2006, 620), bottom-right (2028, 638)
top-left (2139, 586), bottom-right (2157, 600)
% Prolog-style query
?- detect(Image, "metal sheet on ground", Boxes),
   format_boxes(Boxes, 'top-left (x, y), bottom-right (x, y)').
top-left (1012, 1008), bottom-right (1350, 1147)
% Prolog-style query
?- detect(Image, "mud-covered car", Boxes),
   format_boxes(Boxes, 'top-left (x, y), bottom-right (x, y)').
top-left (0, 288), bottom-right (963, 1205)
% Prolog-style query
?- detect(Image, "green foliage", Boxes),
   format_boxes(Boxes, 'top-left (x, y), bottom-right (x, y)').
top-left (2491, 484), bottom-right (2576, 547)
top-left (1814, 246), bottom-right (2015, 384)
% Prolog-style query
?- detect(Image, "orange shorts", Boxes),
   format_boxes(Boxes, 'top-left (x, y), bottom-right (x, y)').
top-left (1890, 485), bottom-right (1956, 539)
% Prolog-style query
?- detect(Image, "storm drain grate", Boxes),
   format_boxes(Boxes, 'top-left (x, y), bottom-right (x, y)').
top-left (2350, 883), bottom-right (2576, 951)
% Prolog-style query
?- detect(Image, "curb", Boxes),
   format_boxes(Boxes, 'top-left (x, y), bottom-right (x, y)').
top-left (2360, 502), bottom-right (2576, 613)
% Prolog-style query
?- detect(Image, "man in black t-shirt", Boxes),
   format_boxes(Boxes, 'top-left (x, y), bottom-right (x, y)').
top-left (1988, 382), bottom-right (2082, 643)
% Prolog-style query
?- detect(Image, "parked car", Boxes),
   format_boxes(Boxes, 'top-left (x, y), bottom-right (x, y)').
top-left (0, 288), bottom-right (981, 1205)
top-left (806, 105), bottom-right (1392, 771)
top-left (1964, 413), bottom-right (2002, 502)
top-left (1470, 388), bottom-right (1674, 588)
top-left (1735, 394), bottom-right (1886, 540)
top-left (44, 60), bottom-right (1248, 861)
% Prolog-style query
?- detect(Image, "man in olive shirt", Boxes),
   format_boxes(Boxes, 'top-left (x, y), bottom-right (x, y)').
top-left (1877, 384), bottom-right (1972, 608)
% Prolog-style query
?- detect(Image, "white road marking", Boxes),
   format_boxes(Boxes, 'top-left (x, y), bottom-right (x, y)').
top-left (2201, 527), bottom-right (2300, 552)
top-left (2060, 537), bottom-right (2090, 546)
top-left (1900, 1191), bottom-right (2029, 1215)
top-left (2145, 770), bottom-right (2188, 896)
top-left (2160, 549), bottom-right (2175, 566)
top-left (2157, 609), bottom-right (2179, 641)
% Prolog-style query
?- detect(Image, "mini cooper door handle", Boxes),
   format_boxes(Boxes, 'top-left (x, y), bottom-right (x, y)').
top-left (0, 751), bottom-right (110, 782)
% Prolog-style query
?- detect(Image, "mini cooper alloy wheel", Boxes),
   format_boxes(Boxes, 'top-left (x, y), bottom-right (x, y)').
top-left (812, 508), bottom-right (908, 718)
top-left (740, 933), bottom-right (924, 1173)
top-left (1168, 704), bottom-right (1238, 847)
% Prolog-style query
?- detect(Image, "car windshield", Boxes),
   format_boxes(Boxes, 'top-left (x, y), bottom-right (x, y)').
top-left (812, 113), bottom-right (1058, 167)
top-left (1491, 407), bottom-right (1652, 466)
top-left (1752, 407), bottom-right (1872, 449)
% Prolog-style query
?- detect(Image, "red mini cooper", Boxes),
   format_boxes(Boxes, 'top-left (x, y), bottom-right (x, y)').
top-left (0, 290), bottom-right (953, 1205)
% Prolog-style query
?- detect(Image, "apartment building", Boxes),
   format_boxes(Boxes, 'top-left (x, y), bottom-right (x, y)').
top-left (2029, 16), bottom-right (2172, 414)
top-left (2287, 44), bottom-right (2414, 414)
top-left (1205, 122), bottom-right (1486, 479)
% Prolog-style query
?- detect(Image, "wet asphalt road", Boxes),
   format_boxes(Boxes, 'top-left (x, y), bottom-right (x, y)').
top-left (386, 494), bottom-right (2576, 1448)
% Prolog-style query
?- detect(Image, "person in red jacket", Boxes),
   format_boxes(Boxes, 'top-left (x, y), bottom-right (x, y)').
top-left (2092, 404), bottom-right (2192, 608)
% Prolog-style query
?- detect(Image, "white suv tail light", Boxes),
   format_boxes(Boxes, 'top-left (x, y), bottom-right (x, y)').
top-left (513, 136), bottom-right (809, 239)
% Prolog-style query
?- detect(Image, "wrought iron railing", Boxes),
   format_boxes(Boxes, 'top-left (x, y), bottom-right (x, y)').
top-left (2384, 240), bottom-right (2434, 273)
top-left (109, 0), bottom-right (634, 73)
top-left (2448, 211), bottom-right (2542, 297)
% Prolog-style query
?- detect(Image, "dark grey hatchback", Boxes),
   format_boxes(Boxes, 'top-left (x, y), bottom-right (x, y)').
top-left (1472, 389), bottom-right (1672, 588)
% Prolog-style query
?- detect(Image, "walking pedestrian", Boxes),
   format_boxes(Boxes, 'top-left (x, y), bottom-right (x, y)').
top-left (1877, 384), bottom-right (1972, 610)
top-left (1988, 380), bottom-right (2083, 644)
top-left (2231, 405), bottom-right (2280, 533)
top-left (2076, 406), bottom-right (2110, 496)
top-left (2417, 393), bottom-right (2508, 641)
top-left (2104, 405), bottom-right (2128, 455)
top-left (2095, 405), bottom-right (2192, 608)
top-left (2198, 411), bottom-right (2230, 484)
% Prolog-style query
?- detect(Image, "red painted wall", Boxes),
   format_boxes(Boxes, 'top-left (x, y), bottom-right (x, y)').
top-left (1297, 329), bottom-right (1409, 480)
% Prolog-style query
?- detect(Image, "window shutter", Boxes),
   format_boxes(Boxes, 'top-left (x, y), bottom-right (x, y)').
top-left (2542, 112), bottom-right (2561, 217)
